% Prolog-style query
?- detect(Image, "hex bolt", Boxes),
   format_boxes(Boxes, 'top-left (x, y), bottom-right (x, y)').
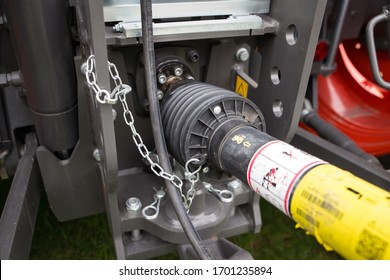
top-left (157, 73), bottom-right (167, 84)
top-left (236, 48), bottom-right (250, 62)
top-left (213, 105), bottom-right (222, 115)
top-left (92, 149), bottom-right (101, 162)
top-left (126, 197), bottom-right (143, 240)
top-left (202, 166), bottom-right (210, 173)
top-left (126, 197), bottom-right (142, 212)
top-left (174, 66), bottom-right (183, 77)
top-left (157, 90), bottom-right (164, 100)
top-left (227, 179), bottom-right (243, 193)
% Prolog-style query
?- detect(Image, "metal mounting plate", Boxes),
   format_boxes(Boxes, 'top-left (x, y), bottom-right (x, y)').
top-left (107, 15), bottom-right (278, 45)
top-left (103, 0), bottom-right (270, 22)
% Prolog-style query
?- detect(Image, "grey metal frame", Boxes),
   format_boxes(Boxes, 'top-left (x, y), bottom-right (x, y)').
top-left (2, 0), bottom-right (359, 260)
top-left (66, 0), bottom-right (328, 259)
top-left (0, 133), bottom-right (42, 259)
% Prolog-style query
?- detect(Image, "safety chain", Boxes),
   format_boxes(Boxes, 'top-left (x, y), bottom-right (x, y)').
top-left (84, 55), bottom-right (201, 212)
top-left (184, 158), bottom-right (201, 210)
top-left (85, 55), bottom-right (132, 104)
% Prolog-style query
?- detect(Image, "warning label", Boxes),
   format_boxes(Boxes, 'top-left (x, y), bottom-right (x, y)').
top-left (247, 140), bottom-right (325, 215)
top-left (235, 75), bottom-right (249, 98)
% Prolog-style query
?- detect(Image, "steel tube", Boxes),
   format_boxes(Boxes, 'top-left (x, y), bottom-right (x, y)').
top-left (366, 11), bottom-right (390, 90)
top-left (4, 0), bottom-right (78, 154)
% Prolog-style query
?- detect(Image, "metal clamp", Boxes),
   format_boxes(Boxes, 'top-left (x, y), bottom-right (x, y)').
top-left (204, 182), bottom-right (234, 203)
top-left (142, 188), bottom-right (166, 220)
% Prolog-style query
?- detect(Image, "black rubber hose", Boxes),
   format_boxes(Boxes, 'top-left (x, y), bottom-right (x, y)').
top-left (140, 0), bottom-right (213, 260)
top-left (302, 111), bottom-right (382, 167)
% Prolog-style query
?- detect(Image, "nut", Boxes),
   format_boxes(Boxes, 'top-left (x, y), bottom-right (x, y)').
top-left (227, 179), bottom-right (243, 193)
top-left (126, 197), bottom-right (142, 212)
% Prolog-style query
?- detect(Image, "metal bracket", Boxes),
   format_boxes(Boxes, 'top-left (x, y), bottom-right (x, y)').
top-left (108, 15), bottom-right (279, 44)
top-left (0, 133), bottom-right (42, 259)
top-left (103, 0), bottom-right (270, 22)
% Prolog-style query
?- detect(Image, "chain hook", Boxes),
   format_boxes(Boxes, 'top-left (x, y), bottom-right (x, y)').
top-left (142, 188), bottom-right (166, 220)
top-left (204, 182), bottom-right (234, 203)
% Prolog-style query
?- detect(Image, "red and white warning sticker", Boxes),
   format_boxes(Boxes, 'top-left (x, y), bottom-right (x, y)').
top-left (247, 140), bottom-right (326, 216)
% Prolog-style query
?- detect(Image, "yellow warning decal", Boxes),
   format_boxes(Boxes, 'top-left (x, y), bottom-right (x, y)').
top-left (235, 75), bottom-right (248, 98)
top-left (290, 164), bottom-right (390, 259)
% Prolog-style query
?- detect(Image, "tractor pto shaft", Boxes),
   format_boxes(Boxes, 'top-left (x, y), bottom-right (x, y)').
top-left (162, 81), bottom-right (390, 260)
top-left (214, 125), bottom-right (390, 260)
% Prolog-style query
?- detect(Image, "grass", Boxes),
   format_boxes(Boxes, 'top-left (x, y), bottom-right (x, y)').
top-left (1, 178), bottom-right (342, 260)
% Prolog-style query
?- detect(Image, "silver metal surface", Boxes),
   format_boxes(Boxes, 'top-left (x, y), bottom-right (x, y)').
top-left (236, 48), bottom-right (249, 62)
top-left (213, 106), bottom-right (222, 115)
top-left (157, 90), bottom-right (164, 100)
top-left (119, 15), bottom-right (264, 39)
top-left (106, 15), bottom-right (279, 45)
top-left (227, 179), bottom-right (243, 193)
top-left (103, 0), bottom-right (270, 22)
top-left (157, 73), bottom-right (167, 84)
top-left (174, 66), bottom-right (183, 77)
top-left (92, 148), bottom-right (101, 162)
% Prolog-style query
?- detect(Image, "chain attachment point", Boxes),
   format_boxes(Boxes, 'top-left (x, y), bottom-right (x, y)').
top-left (85, 54), bottom-right (203, 215)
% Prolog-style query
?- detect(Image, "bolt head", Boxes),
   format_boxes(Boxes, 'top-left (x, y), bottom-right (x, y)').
top-left (174, 67), bottom-right (183, 77)
top-left (126, 197), bottom-right (142, 212)
top-left (112, 109), bottom-right (117, 121)
top-left (236, 48), bottom-right (249, 62)
top-left (92, 149), bottom-right (101, 162)
top-left (213, 106), bottom-right (222, 115)
top-left (155, 190), bottom-right (166, 200)
top-left (80, 62), bottom-right (88, 76)
top-left (227, 179), bottom-right (243, 193)
top-left (157, 73), bottom-right (167, 84)
top-left (157, 90), bottom-right (164, 100)
top-left (202, 167), bottom-right (210, 173)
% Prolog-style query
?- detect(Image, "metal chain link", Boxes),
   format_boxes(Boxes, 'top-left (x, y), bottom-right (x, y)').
top-left (184, 158), bottom-right (201, 210)
top-left (84, 55), bottom-right (201, 212)
top-left (85, 55), bottom-right (131, 104)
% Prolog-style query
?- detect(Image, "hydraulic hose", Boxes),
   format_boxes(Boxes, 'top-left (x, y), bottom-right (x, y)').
top-left (302, 110), bottom-right (382, 167)
top-left (140, 0), bottom-right (213, 260)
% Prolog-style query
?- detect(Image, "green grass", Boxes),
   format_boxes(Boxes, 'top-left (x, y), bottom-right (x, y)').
top-left (1, 178), bottom-right (342, 260)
